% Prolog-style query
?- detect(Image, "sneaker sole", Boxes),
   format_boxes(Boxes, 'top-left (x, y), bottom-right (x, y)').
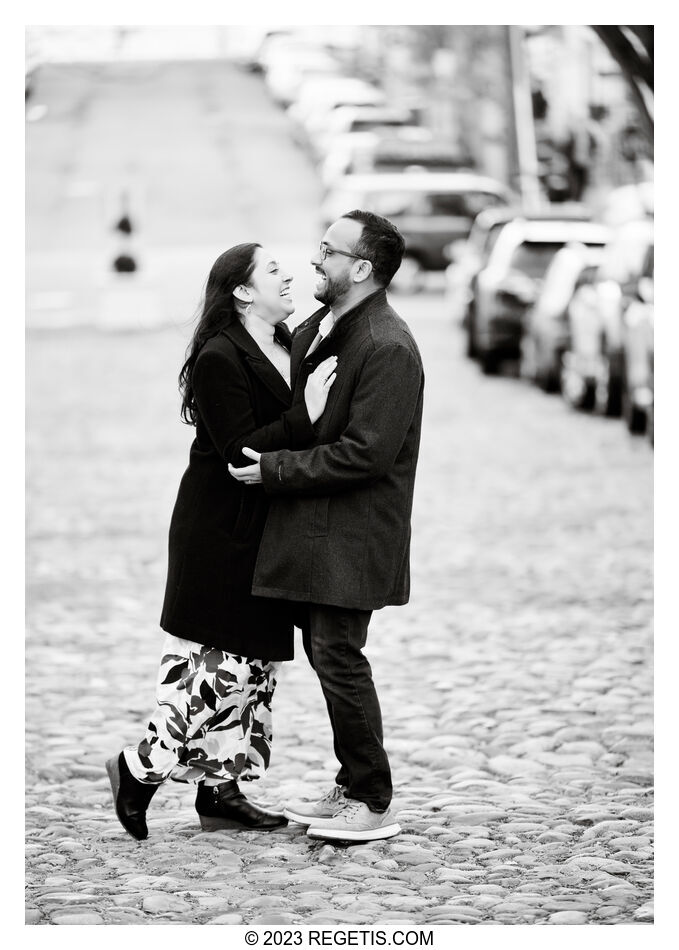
top-left (283, 807), bottom-right (333, 825)
top-left (306, 821), bottom-right (401, 842)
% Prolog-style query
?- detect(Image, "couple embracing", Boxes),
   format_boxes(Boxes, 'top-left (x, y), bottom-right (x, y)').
top-left (106, 209), bottom-right (424, 844)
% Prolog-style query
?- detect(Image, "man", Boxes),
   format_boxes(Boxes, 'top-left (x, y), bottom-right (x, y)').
top-left (228, 210), bottom-right (424, 842)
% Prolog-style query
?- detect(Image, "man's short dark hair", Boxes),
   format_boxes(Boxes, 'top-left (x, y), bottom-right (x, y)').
top-left (342, 210), bottom-right (405, 288)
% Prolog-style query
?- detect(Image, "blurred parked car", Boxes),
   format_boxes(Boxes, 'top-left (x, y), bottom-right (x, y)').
top-left (257, 32), bottom-right (323, 75)
top-left (264, 47), bottom-right (342, 107)
top-left (621, 243), bottom-right (654, 435)
top-left (321, 129), bottom-right (471, 191)
top-left (321, 171), bottom-right (512, 292)
top-left (369, 138), bottom-right (474, 175)
top-left (288, 78), bottom-right (386, 150)
top-left (249, 26), bottom-right (360, 75)
top-left (446, 206), bottom-right (528, 329)
top-left (561, 218), bottom-right (654, 416)
top-left (313, 105), bottom-right (420, 159)
top-left (470, 218), bottom-right (609, 374)
top-left (320, 128), bottom-right (430, 190)
top-left (520, 242), bottom-right (607, 392)
top-left (234, 28), bottom-right (295, 71)
top-left (447, 204), bottom-right (592, 338)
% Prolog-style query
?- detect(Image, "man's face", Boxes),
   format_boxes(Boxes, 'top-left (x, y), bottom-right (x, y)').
top-left (310, 218), bottom-right (365, 307)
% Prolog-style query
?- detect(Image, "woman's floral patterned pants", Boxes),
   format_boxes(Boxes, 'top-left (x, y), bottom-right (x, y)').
top-left (124, 634), bottom-right (281, 785)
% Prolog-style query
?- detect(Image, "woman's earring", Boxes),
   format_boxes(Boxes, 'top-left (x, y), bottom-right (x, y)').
top-left (245, 303), bottom-right (252, 316)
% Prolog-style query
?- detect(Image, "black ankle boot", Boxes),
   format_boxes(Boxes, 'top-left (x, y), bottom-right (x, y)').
top-left (195, 780), bottom-right (288, 831)
top-left (105, 752), bottom-right (160, 841)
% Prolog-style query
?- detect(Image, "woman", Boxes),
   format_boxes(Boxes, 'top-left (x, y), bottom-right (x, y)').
top-left (106, 243), bottom-right (337, 840)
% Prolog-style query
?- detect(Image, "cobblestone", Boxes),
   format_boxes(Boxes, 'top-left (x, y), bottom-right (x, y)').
top-left (26, 311), bottom-right (653, 926)
top-left (26, 59), bottom-right (653, 928)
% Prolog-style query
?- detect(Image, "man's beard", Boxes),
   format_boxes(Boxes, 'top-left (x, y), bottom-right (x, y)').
top-left (314, 270), bottom-right (352, 307)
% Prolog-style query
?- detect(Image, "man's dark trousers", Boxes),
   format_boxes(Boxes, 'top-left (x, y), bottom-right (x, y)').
top-left (301, 604), bottom-right (392, 813)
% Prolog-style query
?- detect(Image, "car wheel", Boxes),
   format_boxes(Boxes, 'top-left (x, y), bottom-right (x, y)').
top-left (480, 350), bottom-right (499, 375)
top-left (465, 302), bottom-right (478, 359)
top-left (519, 334), bottom-right (536, 382)
top-left (624, 399), bottom-right (647, 435)
top-left (528, 337), bottom-right (557, 392)
top-left (391, 254), bottom-right (423, 294)
top-left (561, 355), bottom-right (594, 411)
top-left (595, 354), bottom-right (622, 417)
top-left (621, 361), bottom-right (647, 434)
top-left (582, 381), bottom-right (596, 410)
top-left (539, 359), bottom-right (561, 394)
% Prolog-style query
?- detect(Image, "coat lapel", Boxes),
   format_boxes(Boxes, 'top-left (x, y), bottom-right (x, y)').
top-left (221, 321), bottom-right (292, 406)
top-left (290, 306), bottom-right (329, 385)
top-left (290, 292), bottom-right (387, 385)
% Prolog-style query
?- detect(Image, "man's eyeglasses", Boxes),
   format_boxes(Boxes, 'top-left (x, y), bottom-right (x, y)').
top-left (319, 242), bottom-right (363, 262)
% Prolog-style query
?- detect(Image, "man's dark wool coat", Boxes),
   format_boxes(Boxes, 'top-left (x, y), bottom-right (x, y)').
top-left (159, 319), bottom-right (315, 660)
top-left (252, 288), bottom-right (425, 610)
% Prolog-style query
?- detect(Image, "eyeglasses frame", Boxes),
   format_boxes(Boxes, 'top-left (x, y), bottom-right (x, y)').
top-left (319, 241), bottom-right (365, 263)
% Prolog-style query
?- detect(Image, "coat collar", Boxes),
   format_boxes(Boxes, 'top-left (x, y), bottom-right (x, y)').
top-left (290, 289), bottom-right (387, 381)
top-left (290, 305), bottom-right (328, 383)
top-left (329, 289), bottom-right (387, 336)
top-left (221, 319), bottom-right (292, 405)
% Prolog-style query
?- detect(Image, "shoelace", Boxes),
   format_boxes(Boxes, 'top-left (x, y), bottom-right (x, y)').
top-left (335, 798), bottom-right (364, 822)
top-left (319, 785), bottom-right (345, 810)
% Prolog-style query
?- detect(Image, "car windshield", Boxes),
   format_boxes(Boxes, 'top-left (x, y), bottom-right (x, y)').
top-left (362, 189), bottom-right (504, 218)
top-left (351, 118), bottom-right (409, 132)
top-left (510, 242), bottom-right (567, 278)
top-left (372, 159), bottom-right (469, 174)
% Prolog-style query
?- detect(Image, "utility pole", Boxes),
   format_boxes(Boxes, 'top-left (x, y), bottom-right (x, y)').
top-left (507, 25), bottom-right (542, 210)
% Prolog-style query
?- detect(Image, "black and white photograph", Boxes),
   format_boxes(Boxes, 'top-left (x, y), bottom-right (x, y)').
top-left (24, 6), bottom-right (658, 938)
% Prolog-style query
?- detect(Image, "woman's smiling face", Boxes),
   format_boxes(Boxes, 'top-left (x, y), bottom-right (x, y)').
top-left (245, 247), bottom-right (294, 323)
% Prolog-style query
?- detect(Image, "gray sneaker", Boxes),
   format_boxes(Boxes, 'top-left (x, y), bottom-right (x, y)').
top-left (307, 799), bottom-right (401, 842)
top-left (283, 785), bottom-right (346, 825)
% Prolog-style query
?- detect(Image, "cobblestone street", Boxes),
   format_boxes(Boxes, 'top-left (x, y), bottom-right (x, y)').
top-left (26, 304), bottom-right (653, 927)
top-left (26, 55), bottom-right (653, 931)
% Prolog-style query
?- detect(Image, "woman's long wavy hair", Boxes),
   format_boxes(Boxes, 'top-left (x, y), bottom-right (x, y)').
top-left (179, 243), bottom-right (260, 425)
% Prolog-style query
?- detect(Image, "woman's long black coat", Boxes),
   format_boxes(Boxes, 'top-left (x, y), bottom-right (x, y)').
top-left (159, 320), bottom-right (315, 660)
